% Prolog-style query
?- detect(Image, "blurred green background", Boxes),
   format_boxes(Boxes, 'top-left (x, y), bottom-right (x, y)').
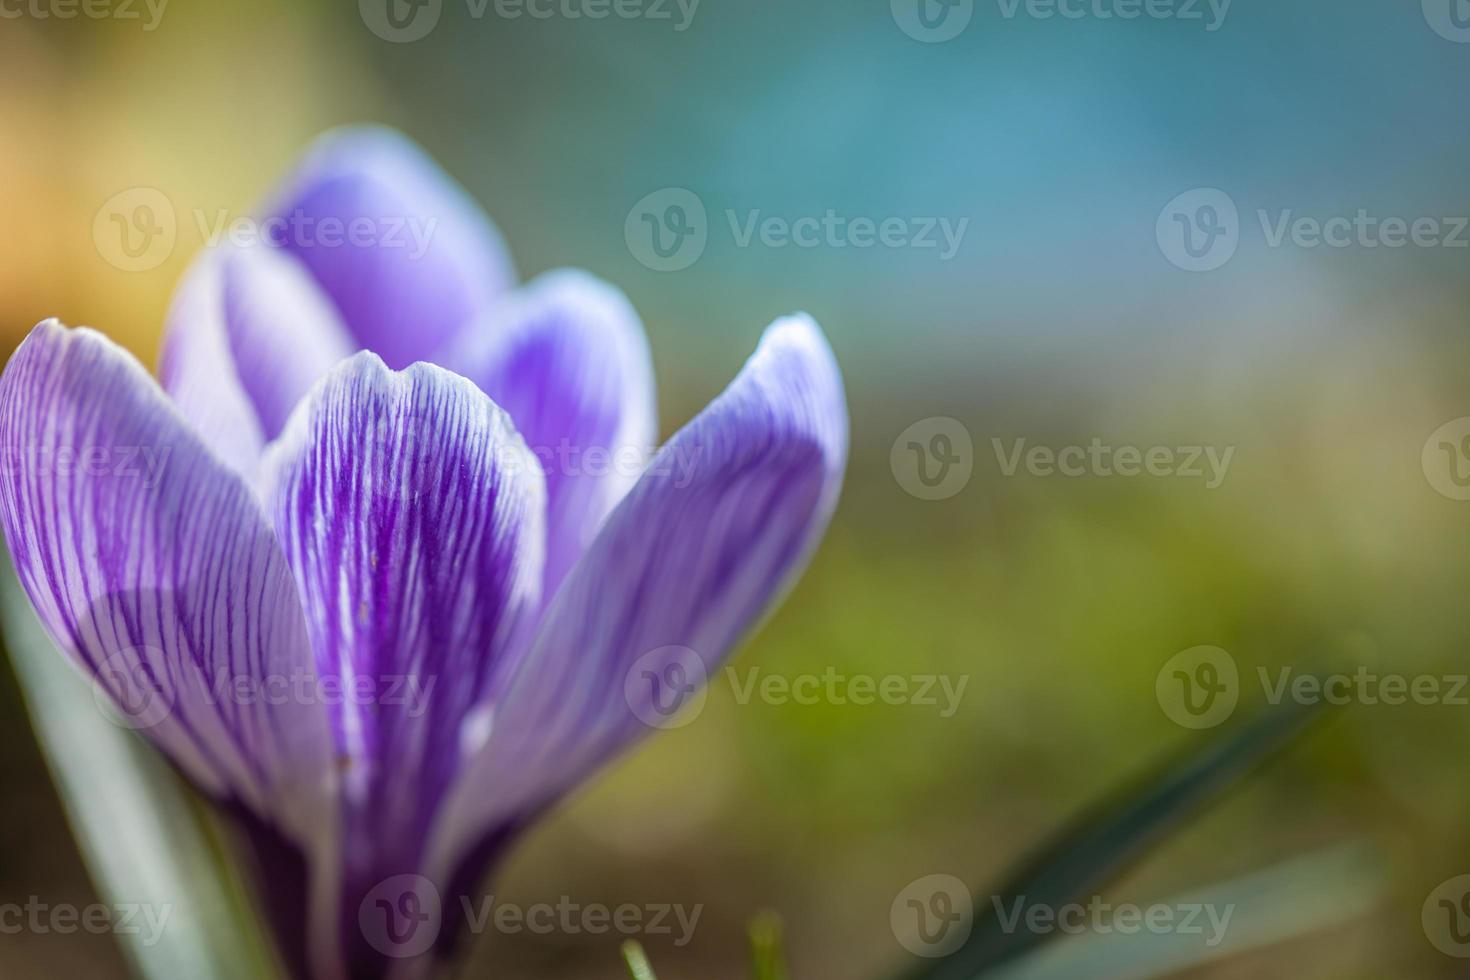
top-left (3, 0), bottom-right (1470, 976)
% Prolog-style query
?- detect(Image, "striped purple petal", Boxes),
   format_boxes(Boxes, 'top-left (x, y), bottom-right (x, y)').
top-left (160, 242), bottom-right (355, 473)
top-left (435, 269), bottom-right (656, 603)
top-left (260, 353), bottom-right (545, 978)
top-left (264, 127), bottom-right (516, 371)
top-left (428, 313), bottom-right (847, 894)
top-left (0, 319), bottom-right (337, 876)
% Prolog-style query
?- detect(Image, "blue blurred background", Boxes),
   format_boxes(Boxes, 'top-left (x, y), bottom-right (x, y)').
top-left (4, 0), bottom-right (1470, 976)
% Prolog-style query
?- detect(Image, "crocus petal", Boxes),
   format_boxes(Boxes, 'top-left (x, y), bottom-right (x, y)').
top-left (160, 243), bottom-right (356, 471)
top-left (435, 269), bottom-right (656, 602)
top-left (264, 126), bottom-right (515, 371)
top-left (0, 320), bottom-right (336, 856)
top-left (260, 353), bottom-right (544, 977)
top-left (428, 313), bottom-right (847, 893)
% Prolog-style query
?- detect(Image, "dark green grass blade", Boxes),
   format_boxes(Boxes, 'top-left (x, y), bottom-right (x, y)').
top-left (900, 697), bottom-right (1328, 980)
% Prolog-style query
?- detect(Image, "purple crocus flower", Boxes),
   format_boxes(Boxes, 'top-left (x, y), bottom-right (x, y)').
top-left (0, 127), bottom-right (847, 979)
